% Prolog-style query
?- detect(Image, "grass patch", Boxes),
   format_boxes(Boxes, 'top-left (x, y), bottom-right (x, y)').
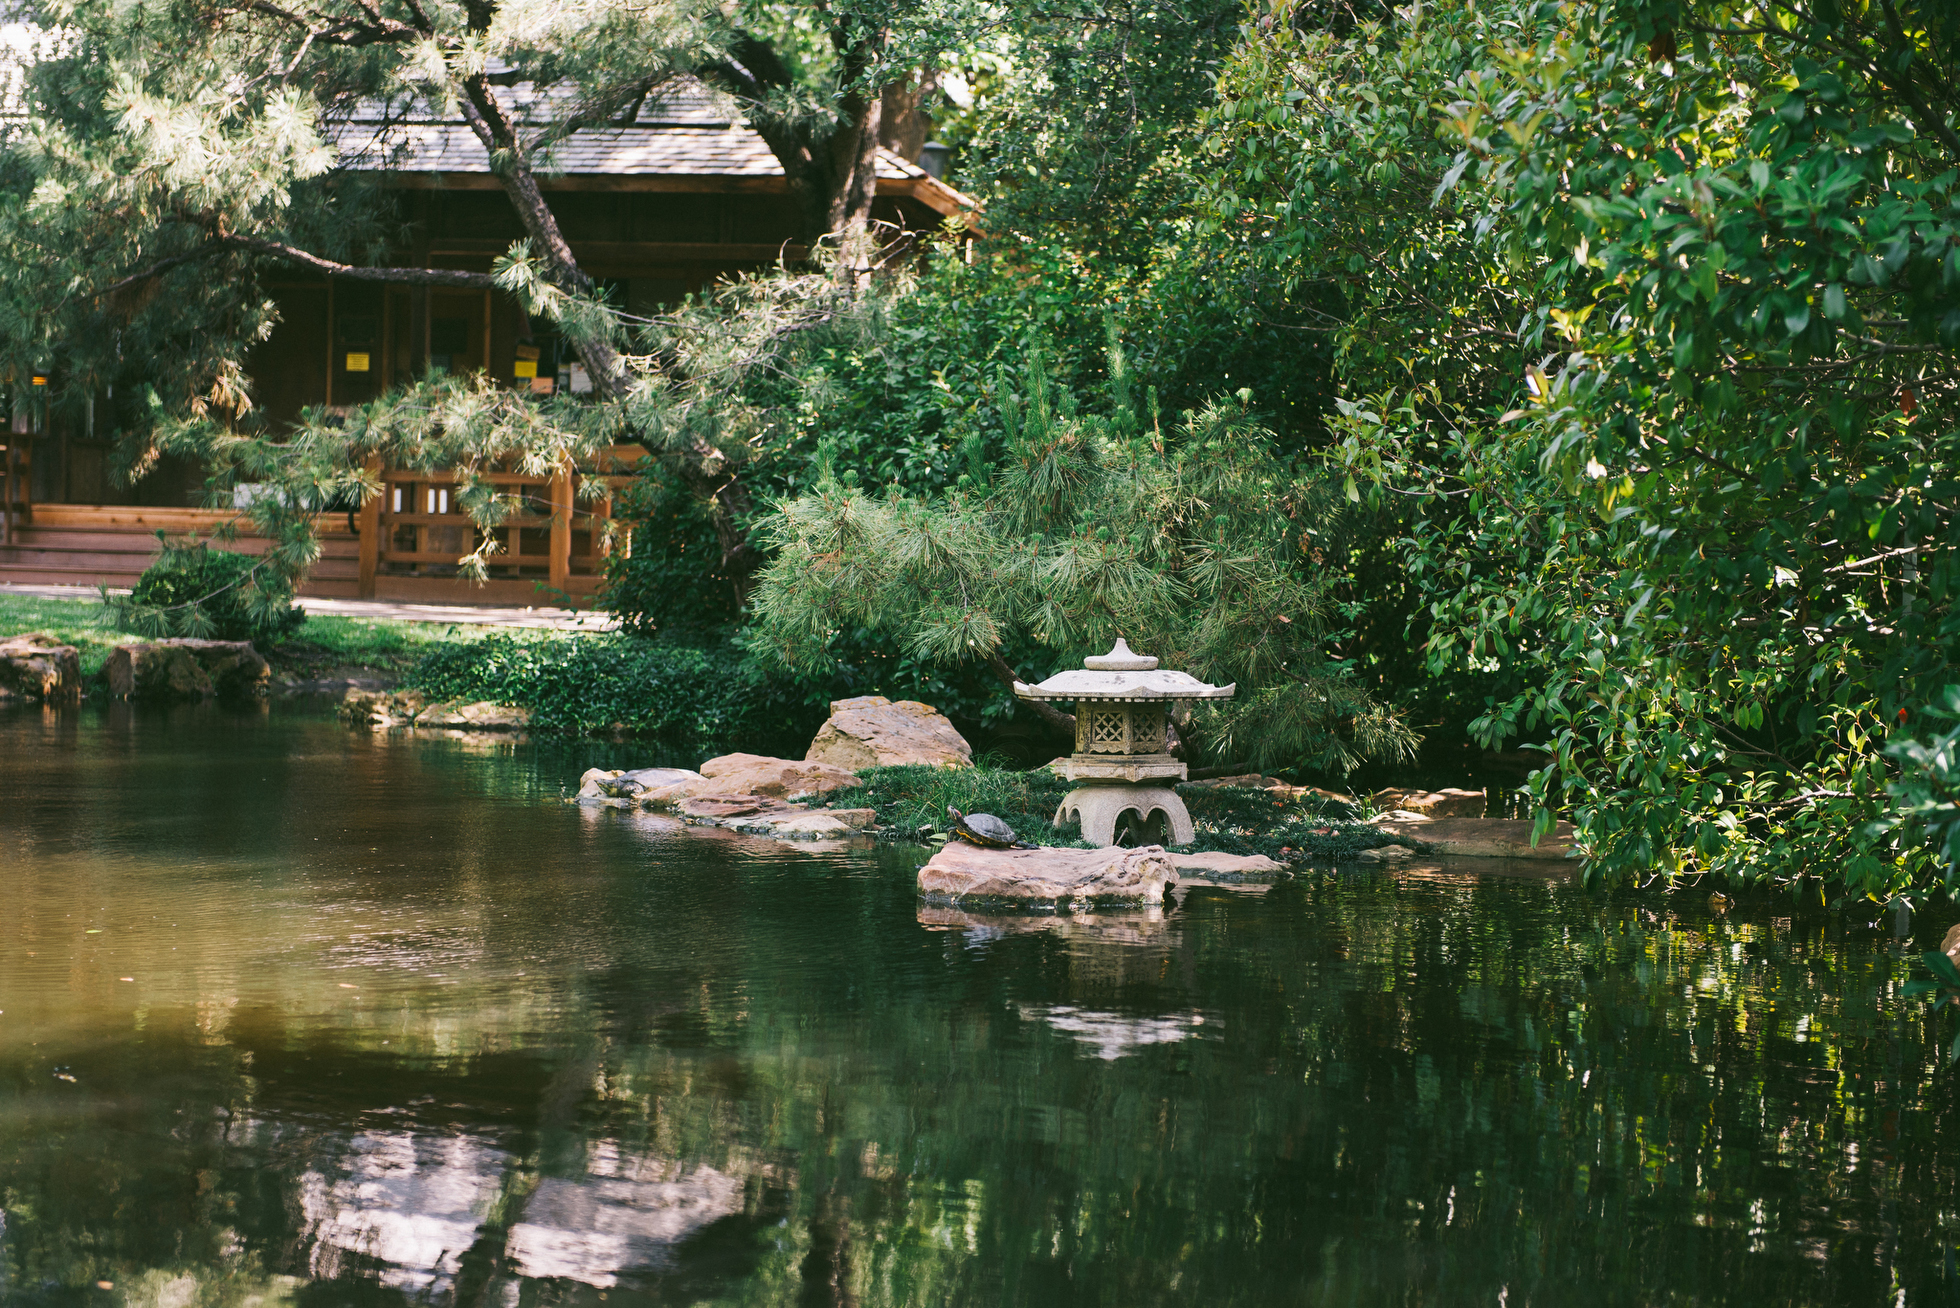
top-left (826, 764), bottom-right (1389, 861)
top-left (272, 616), bottom-right (492, 678)
top-left (0, 591), bottom-right (129, 677)
top-left (0, 589), bottom-right (508, 681)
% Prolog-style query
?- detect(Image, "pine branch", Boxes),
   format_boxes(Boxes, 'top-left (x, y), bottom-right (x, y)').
top-left (100, 238), bottom-right (499, 298)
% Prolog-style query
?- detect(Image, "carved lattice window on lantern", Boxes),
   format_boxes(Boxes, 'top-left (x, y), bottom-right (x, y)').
top-left (1088, 708), bottom-right (1130, 754)
top-left (1132, 709), bottom-right (1166, 754)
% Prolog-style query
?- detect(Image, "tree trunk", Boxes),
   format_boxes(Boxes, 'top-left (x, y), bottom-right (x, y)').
top-left (699, 28), bottom-right (895, 261)
top-left (825, 85), bottom-right (883, 287)
top-left (985, 652), bottom-right (1075, 734)
top-left (877, 76), bottom-right (935, 163)
top-left (455, 75), bottom-right (631, 399)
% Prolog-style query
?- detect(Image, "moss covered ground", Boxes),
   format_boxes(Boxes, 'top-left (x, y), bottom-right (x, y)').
top-left (821, 764), bottom-right (1391, 862)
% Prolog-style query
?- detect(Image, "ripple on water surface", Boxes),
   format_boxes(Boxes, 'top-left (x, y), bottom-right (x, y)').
top-left (2, 701), bottom-right (1959, 1306)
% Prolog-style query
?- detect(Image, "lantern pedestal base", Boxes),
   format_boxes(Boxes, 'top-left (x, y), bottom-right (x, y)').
top-left (1056, 785), bottom-right (1195, 847)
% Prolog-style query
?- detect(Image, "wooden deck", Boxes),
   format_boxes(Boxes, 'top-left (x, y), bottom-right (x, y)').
top-left (0, 455), bottom-right (634, 607)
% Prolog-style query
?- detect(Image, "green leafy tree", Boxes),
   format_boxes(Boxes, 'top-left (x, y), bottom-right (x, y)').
top-left (1205, 0), bottom-right (1960, 890)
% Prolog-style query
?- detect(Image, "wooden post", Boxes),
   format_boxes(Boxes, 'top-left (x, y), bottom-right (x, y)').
top-left (548, 459), bottom-right (572, 593)
top-left (357, 455), bottom-right (382, 599)
top-left (324, 279), bottom-right (335, 409)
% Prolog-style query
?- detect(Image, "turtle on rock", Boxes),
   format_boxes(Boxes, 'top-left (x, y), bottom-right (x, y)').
top-left (947, 806), bottom-right (1035, 850)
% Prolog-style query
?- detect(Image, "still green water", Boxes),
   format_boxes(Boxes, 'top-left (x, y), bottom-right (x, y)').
top-left (4, 704), bottom-right (1960, 1306)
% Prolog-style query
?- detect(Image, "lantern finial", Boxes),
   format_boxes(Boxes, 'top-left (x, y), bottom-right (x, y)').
top-left (1084, 638), bottom-right (1157, 671)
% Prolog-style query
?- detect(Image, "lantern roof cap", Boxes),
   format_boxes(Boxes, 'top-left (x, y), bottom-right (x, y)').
top-left (1012, 639), bottom-right (1236, 703)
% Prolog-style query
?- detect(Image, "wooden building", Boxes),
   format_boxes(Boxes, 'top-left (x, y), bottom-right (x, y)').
top-left (0, 78), bottom-right (972, 604)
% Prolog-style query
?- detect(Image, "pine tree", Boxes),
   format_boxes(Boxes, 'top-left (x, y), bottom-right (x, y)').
top-left (747, 334), bottom-right (1416, 773)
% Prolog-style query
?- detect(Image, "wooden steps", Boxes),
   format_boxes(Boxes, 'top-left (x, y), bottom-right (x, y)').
top-left (0, 504), bottom-right (602, 606)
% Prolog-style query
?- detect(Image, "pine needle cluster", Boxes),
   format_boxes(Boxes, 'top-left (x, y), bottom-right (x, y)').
top-left (749, 332), bottom-right (1417, 775)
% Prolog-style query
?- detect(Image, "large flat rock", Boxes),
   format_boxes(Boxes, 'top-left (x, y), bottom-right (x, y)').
top-left (805, 695), bottom-right (972, 770)
top-left (1372, 815), bottom-right (1575, 860)
top-left (695, 753), bottom-right (862, 800)
top-left (417, 699), bottom-right (531, 731)
top-left (1372, 787), bottom-right (1487, 818)
top-left (918, 842), bottom-right (1175, 906)
top-left (1169, 850), bottom-right (1286, 877)
top-left (341, 688), bottom-right (530, 732)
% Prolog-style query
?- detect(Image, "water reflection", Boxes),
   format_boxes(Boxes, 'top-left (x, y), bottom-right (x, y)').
top-left (303, 1132), bottom-right (508, 1293)
top-left (1014, 1004), bottom-right (1214, 1060)
top-left (299, 1131), bottom-right (746, 1293)
top-left (8, 703), bottom-right (1960, 1306)
top-left (506, 1155), bottom-right (744, 1288)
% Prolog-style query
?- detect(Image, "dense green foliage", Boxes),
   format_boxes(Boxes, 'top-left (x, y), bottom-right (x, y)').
top-left (114, 538), bottom-right (305, 646)
top-left (9, 0), bottom-right (1960, 885)
top-left (1201, 0), bottom-right (1960, 892)
top-left (749, 339), bottom-right (1414, 775)
top-left (406, 634), bottom-right (769, 753)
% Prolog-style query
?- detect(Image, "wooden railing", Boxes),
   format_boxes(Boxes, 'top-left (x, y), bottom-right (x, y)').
top-left (356, 446), bottom-right (645, 600)
top-left (3, 446), bottom-right (648, 606)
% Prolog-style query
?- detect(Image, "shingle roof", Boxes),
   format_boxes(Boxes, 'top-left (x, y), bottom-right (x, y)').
top-left (328, 76), bottom-right (933, 182)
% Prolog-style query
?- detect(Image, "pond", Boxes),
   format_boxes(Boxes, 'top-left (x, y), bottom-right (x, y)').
top-left (4, 704), bottom-right (1960, 1306)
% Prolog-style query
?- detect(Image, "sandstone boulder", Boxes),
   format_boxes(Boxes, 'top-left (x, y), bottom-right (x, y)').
top-left (1169, 850), bottom-right (1287, 877)
top-left (341, 687), bottom-right (422, 727)
top-left (0, 632), bottom-right (82, 702)
top-left (1354, 844), bottom-right (1416, 863)
top-left (107, 639), bottom-right (269, 701)
top-left (695, 753), bottom-right (862, 800)
top-left (918, 842), bottom-right (1176, 906)
top-left (804, 696), bottom-right (972, 770)
top-left (1370, 815), bottom-right (1576, 860)
top-left (679, 794), bottom-right (800, 821)
top-left (339, 688), bottom-right (530, 732)
top-left (751, 812), bottom-right (865, 840)
top-left (1372, 787), bottom-right (1487, 818)
top-left (417, 699), bottom-right (531, 731)
top-left (575, 766), bottom-right (704, 803)
top-left (665, 795), bottom-right (877, 841)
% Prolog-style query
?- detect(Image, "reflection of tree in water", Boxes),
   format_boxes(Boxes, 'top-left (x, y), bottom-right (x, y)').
top-left (298, 1131), bottom-right (747, 1294)
top-left (10, 862), bottom-right (1960, 1305)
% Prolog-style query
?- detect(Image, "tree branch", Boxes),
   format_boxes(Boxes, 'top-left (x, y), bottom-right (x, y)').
top-left (986, 651), bottom-right (1075, 733)
top-left (102, 236), bottom-right (499, 296)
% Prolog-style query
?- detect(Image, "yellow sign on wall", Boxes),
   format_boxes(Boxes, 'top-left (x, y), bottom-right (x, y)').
top-left (344, 353), bottom-right (370, 373)
top-left (513, 359), bottom-right (537, 379)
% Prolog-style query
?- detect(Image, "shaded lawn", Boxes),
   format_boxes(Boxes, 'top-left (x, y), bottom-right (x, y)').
top-left (0, 590), bottom-right (507, 680)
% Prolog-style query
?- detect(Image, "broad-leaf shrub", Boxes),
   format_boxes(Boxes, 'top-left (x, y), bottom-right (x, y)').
top-left (406, 635), bottom-right (771, 753)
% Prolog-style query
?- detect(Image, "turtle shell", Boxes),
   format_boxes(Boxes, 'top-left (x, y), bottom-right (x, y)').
top-left (954, 812), bottom-right (1020, 848)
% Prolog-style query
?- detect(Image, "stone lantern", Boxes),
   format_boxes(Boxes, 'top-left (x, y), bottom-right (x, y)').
top-left (1014, 639), bottom-right (1235, 846)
